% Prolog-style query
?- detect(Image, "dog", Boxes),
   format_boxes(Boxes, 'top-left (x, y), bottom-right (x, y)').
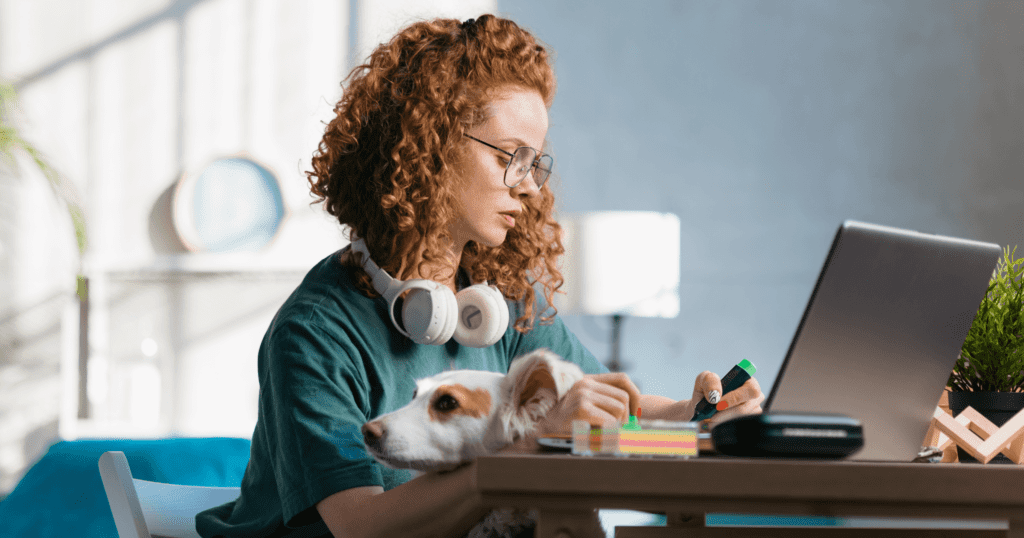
top-left (361, 348), bottom-right (604, 538)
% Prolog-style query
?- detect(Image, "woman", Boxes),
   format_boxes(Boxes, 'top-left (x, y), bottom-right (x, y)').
top-left (197, 14), bottom-right (763, 538)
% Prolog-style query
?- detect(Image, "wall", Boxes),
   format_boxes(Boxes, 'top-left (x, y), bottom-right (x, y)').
top-left (0, 0), bottom-right (493, 494)
top-left (498, 0), bottom-right (1023, 399)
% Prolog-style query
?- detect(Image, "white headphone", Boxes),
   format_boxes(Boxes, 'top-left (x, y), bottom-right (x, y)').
top-left (349, 238), bottom-right (510, 347)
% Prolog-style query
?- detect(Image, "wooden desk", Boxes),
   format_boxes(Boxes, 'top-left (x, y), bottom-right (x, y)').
top-left (475, 454), bottom-right (1024, 538)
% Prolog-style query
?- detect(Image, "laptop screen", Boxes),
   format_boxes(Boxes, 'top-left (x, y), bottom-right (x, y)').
top-left (763, 221), bottom-right (1000, 461)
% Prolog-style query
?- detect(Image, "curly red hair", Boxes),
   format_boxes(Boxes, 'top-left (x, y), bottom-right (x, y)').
top-left (307, 14), bottom-right (564, 333)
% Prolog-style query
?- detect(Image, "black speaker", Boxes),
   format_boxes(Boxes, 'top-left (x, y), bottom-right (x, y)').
top-left (712, 413), bottom-right (864, 458)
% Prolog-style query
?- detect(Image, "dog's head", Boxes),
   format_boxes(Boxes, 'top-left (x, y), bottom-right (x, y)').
top-left (361, 349), bottom-right (583, 472)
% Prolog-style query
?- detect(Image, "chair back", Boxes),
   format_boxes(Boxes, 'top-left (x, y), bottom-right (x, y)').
top-left (99, 451), bottom-right (240, 538)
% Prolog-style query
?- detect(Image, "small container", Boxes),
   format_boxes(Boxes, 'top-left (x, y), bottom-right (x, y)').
top-left (599, 421), bottom-right (620, 454)
top-left (572, 420), bottom-right (592, 455)
top-left (618, 419), bottom-right (699, 458)
top-left (572, 420), bottom-right (621, 456)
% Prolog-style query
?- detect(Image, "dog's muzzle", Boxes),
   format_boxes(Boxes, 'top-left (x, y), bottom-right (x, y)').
top-left (362, 421), bottom-right (386, 451)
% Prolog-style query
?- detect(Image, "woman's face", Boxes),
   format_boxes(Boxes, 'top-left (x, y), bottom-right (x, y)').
top-left (451, 87), bottom-right (549, 251)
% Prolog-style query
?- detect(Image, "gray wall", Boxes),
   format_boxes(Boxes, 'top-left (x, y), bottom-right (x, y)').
top-left (498, 0), bottom-right (1024, 400)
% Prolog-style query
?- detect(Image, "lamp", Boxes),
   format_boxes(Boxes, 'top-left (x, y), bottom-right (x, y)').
top-left (556, 211), bottom-right (681, 372)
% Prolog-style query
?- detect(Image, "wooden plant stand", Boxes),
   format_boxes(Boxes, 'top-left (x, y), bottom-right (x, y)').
top-left (930, 404), bottom-right (1024, 464)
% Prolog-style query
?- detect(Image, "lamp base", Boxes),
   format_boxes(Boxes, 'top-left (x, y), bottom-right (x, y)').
top-left (605, 314), bottom-right (631, 373)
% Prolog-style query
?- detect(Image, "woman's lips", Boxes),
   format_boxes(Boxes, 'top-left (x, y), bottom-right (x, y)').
top-left (503, 214), bottom-right (516, 228)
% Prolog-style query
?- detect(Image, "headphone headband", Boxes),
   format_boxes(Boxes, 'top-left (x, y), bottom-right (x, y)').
top-left (347, 236), bottom-right (508, 347)
top-left (350, 237), bottom-right (401, 301)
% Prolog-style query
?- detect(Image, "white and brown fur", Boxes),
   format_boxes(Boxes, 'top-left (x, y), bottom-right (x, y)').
top-left (362, 348), bottom-right (604, 538)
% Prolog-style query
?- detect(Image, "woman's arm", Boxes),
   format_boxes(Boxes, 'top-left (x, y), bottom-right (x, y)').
top-left (316, 462), bottom-right (488, 538)
top-left (638, 393), bottom-right (695, 421)
top-left (638, 375), bottom-right (765, 425)
top-left (531, 371), bottom-right (765, 436)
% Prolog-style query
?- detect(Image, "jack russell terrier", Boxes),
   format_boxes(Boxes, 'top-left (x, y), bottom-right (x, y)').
top-left (362, 348), bottom-right (605, 538)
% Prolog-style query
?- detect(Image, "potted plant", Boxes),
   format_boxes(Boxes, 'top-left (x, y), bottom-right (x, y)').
top-left (1, 83), bottom-right (91, 488)
top-left (947, 245), bottom-right (1024, 462)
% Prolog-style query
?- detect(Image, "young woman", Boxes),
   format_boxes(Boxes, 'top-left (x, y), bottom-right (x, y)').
top-left (197, 15), bottom-right (763, 538)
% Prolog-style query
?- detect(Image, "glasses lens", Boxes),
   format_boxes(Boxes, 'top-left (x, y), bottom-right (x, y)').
top-left (506, 147), bottom-right (536, 187)
top-left (535, 154), bottom-right (553, 188)
top-left (505, 147), bottom-right (552, 189)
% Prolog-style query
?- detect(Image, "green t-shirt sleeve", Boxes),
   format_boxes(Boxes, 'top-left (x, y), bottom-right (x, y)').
top-left (265, 316), bottom-right (387, 526)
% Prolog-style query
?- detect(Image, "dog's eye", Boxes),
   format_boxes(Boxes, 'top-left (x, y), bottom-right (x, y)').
top-left (433, 394), bottom-right (459, 412)
top-left (412, 389), bottom-right (417, 399)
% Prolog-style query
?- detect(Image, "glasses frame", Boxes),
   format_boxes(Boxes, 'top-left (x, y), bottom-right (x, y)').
top-left (464, 133), bottom-right (553, 189)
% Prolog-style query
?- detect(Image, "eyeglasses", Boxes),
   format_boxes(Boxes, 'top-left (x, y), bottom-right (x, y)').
top-left (464, 133), bottom-right (553, 189)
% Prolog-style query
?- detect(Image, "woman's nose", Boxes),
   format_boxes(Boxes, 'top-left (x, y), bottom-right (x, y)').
top-left (512, 170), bottom-right (541, 198)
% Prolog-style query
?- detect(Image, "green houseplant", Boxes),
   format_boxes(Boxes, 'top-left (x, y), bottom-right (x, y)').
top-left (1, 83), bottom-right (91, 496)
top-left (946, 245), bottom-right (1024, 462)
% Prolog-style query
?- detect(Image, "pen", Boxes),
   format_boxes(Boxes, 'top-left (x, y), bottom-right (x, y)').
top-left (691, 359), bottom-right (757, 422)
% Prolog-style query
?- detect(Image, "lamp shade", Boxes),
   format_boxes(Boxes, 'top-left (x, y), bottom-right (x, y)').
top-left (556, 211), bottom-right (680, 318)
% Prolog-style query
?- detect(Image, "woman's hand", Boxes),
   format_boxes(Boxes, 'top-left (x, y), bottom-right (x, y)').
top-left (534, 372), bottom-right (641, 437)
top-left (690, 371), bottom-right (765, 427)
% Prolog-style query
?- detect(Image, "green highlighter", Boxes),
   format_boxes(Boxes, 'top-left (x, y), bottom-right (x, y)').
top-left (691, 359), bottom-right (757, 422)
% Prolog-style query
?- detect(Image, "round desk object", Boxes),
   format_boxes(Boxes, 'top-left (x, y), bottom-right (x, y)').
top-left (536, 437), bottom-right (573, 451)
top-left (172, 157), bottom-right (286, 252)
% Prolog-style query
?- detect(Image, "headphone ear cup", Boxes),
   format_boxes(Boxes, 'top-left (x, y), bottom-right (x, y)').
top-left (481, 282), bottom-right (509, 338)
top-left (400, 284), bottom-right (458, 345)
top-left (437, 286), bottom-right (459, 344)
top-left (491, 286), bottom-right (510, 336)
top-left (453, 285), bottom-right (508, 348)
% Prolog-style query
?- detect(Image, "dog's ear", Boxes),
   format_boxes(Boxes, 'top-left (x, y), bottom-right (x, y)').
top-left (499, 349), bottom-right (583, 440)
top-left (507, 348), bottom-right (581, 402)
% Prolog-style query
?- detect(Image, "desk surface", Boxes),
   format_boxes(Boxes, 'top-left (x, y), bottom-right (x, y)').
top-left (475, 454), bottom-right (1024, 524)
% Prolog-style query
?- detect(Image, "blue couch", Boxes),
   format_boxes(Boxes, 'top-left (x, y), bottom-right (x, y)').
top-left (0, 437), bottom-right (251, 538)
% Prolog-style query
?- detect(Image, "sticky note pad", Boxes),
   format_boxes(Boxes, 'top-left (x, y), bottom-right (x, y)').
top-left (618, 419), bottom-right (698, 457)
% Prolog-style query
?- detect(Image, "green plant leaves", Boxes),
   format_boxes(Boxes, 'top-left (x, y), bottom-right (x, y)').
top-left (1, 81), bottom-right (88, 259)
top-left (949, 246), bottom-right (1024, 392)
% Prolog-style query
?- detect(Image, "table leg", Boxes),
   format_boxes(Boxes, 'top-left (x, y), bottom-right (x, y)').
top-left (534, 508), bottom-right (604, 538)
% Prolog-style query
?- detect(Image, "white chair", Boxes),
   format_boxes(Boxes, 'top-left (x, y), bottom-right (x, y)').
top-left (98, 451), bottom-right (241, 538)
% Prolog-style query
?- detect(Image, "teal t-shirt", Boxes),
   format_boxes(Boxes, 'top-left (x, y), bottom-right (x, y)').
top-left (196, 249), bottom-right (606, 537)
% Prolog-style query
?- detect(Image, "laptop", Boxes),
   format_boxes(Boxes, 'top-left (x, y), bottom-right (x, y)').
top-left (762, 220), bottom-right (1001, 461)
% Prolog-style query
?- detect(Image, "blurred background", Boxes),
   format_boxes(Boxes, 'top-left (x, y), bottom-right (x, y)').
top-left (1, 0), bottom-right (1022, 502)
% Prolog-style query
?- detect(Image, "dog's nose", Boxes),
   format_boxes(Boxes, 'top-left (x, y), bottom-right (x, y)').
top-left (362, 421), bottom-right (386, 447)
